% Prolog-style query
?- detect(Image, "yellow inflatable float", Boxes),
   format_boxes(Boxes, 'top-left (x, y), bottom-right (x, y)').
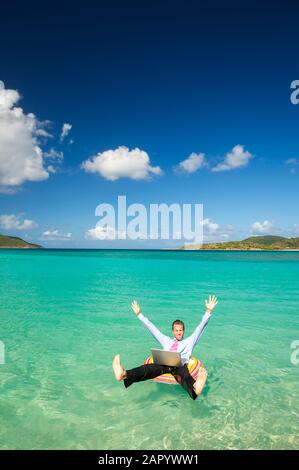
top-left (144, 356), bottom-right (204, 384)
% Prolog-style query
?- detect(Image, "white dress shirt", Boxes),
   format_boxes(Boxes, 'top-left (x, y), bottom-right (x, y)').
top-left (138, 311), bottom-right (211, 365)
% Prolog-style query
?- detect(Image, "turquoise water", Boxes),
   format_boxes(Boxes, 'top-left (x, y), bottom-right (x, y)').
top-left (0, 249), bottom-right (298, 450)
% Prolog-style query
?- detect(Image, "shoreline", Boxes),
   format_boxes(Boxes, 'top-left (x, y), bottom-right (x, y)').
top-left (178, 248), bottom-right (299, 252)
top-left (1, 247), bottom-right (299, 252)
top-left (0, 246), bottom-right (41, 249)
top-left (166, 248), bottom-right (299, 251)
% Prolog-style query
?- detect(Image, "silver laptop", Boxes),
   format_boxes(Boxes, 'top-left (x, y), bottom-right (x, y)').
top-left (151, 348), bottom-right (182, 367)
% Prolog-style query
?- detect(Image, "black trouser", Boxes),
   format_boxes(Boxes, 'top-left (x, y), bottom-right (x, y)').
top-left (124, 363), bottom-right (197, 400)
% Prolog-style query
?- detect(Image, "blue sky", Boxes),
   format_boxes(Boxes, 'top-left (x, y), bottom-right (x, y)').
top-left (0, 0), bottom-right (299, 248)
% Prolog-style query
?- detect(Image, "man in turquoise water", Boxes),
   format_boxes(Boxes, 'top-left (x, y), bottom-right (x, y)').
top-left (112, 295), bottom-right (218, 399)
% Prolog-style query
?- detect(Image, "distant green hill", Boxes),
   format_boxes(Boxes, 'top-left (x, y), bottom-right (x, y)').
top-left (242, 235), bottom-right (287, 245)
top-left (0, 234), bottom-right (41, 249)
top-left (181, 235), bottom-right (299, 251)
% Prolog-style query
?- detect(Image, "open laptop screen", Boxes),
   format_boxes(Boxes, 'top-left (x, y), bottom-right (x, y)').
top-left (151, 348), bottom-right (182, 367)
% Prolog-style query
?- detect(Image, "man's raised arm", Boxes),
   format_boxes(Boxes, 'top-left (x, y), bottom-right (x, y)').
top-left (187, 295), bottom-right (218, 349)
top-left (131, 300), bottom-right (168, 347)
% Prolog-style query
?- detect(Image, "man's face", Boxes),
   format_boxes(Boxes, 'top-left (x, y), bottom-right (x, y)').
top-left (172, 324), bottom-right (184, 341)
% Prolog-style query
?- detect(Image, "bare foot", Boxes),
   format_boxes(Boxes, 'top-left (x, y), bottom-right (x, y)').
top-left (112, 354), bottom-right (126, 381)
top-left (193, 367), bottom-right (208, 395)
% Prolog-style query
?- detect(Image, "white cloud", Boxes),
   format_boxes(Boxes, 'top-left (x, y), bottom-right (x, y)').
top-left (41, 230), bottom-right (72, 241)
top-left (285, 158), bottom-right (298, 174)
top-left (175, 152), bottom-right (206, 174)
top-left (250, 220), bottom-right (273, 234)
top-left (81, 146), bottom-right (163, 181)
top-left (43, 148), bottom-right (64, 174)
top-left (200, 218), bottom-right (220, 234)
top-left (35, 128), bottom-right (52, 138)
top-left (0, 214), bottom-right (38, 230)
top-left (44, 148), bottom-right (64, 160)
top-left (0, 80), bottom-right (53, 193)
top-left (60, 123), bottom-right (72, 142)
top-left (85, 224), bottom-right (127, 240)
top-left (285, 158), bottom-right (298, 165)
top-left (46, 165), bottom-right (56, 174)
top-left (0, 83), bottom-right (19, 109)
top-left (290, 224), bottom-right (299, 234)
top-left (198, 218), bottom-right (235, 242)
top-left (212, 145), bottom-right (253, 172)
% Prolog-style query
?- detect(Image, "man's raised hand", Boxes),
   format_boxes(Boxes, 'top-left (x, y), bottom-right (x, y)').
top-left (131, 300), bottom-right (141, 316)
top-left (205, 294), bottom-right (218, 314)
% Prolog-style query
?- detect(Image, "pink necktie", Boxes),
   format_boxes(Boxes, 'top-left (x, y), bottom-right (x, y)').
top-left (170, 339), bottom-right (178, 351)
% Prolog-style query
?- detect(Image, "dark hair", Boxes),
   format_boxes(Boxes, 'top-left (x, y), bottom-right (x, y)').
top-left (172, 320), bottom-right (185, 331)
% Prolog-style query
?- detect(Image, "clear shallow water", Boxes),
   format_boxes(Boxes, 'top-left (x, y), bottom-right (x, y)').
top-left (0, 249), bottom-right (298, 450)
